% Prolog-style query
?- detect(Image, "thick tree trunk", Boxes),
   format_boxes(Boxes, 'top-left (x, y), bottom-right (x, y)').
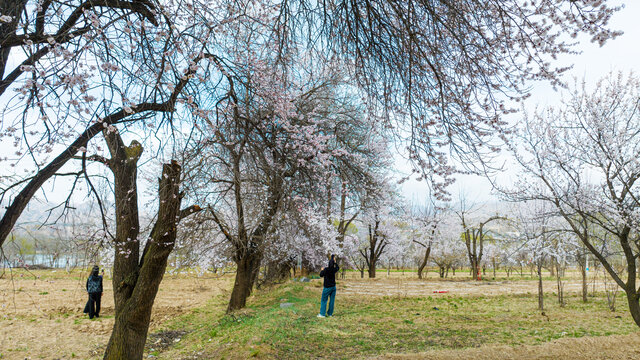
top-left (471, 260), bottom-right (479, 280)
top-left (368, 259), bottom-right (376, 278)
top-left (104, 161), bottom-right (185, 360)
top-left (228, 250), bottom-right (262, 312)
top-left (626, 291), bottom-right (640, 327)
top-left (417, 246), bottom-right (431, 279)
top-left (108, 138), bottom-right (143, 310)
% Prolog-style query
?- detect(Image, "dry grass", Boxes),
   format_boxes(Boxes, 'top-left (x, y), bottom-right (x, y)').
top-left (0, 268), bottom-right (231, 360)
top-left (378, 333), bottom-right (640, 360)
top-left (1, 269), bottom-right (637, 360)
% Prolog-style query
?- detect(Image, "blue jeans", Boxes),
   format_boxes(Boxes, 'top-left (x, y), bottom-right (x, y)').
top-left (319, 286), bottom-right (336, 316)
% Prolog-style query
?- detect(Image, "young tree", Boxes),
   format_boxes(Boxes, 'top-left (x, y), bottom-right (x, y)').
top-left (411, 200), bottom-right (447, 279)
top-left (512, 201), bottom-right (557, 311)
top-left (506, 72), bottom-right (640, 326)
top-left (355, 182), bottom-right (402, 278)
top-left (455, 197), bottom-right (506, 280)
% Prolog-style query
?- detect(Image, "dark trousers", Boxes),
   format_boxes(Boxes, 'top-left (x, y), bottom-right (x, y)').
top-left (87, 292), bottom-right (101, 318)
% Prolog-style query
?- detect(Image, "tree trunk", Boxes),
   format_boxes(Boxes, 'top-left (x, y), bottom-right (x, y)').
top-left (556, 263), bottom-right (564, 307)
top-left (109, 139), bottom-right (143, 311)
top-left (228, 250), bottom-right (262, 312)
top-left (104, 161), bottom-right (186, 360)
top-left (579, 260), bottom-right (588, 303)
top-left (417, 246), bottom-right (431, 279)
top-left (368, 259), bottom-right (376, 278)
top-left (625, 291), bottom-right (640, 327)
top-left (492, 258), bottom-right (496, 279)
top-left (537, 264), bottom-right (544, 311)
top-left (469, 257), bottom-right (480, 280)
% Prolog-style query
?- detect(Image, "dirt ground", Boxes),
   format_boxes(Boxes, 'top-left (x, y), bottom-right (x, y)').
top-left (0, 269), bottom-right (230, 360)
top-left (0, 268), bottom-right (633, 360)
top-left (340, 276), bottom-right (606, 297)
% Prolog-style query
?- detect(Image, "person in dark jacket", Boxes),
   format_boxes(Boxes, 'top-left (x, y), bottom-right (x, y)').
top-left (318, 255), bottom-right (339, 318)
top-left (84, 265), bottom-right (103, 319)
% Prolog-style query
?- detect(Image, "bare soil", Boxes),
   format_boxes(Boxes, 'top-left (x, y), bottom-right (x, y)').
top-left (0, 269), bottom-right (230, 360)
top-left (341, 276), bottom-right (605, 297)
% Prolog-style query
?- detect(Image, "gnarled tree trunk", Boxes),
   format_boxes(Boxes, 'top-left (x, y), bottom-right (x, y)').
top-left (99, 130), bottom-right (199, 360)
top-left (626, 292), bottom-right (640, 327)
top-left (104, 160), bottom-right (188, 360)
top-left (228, 247), bottom-right (263, 311)
top-left (417, 245), bottom-right (431, 279)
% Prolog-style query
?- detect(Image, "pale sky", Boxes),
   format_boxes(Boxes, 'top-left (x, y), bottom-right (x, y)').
top-left (399, 0), bottom-right (640, 205)
top-left (4, 1), bottom-right (640, 217)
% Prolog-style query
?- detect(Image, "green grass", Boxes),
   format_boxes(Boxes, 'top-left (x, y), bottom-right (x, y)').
top-left (155, 282), bottom-right (638, 359)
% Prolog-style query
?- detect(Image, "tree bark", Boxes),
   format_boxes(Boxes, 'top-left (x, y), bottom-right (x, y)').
top-left (104, 160), bottom-right (186, 360)
top-left (228, 247), bottom-right (262, 312)
top-left (492, 258), bottom-right (496, 279)
top-left (105, 134), bottom-right (143, 310)
top-left (0, 0), bottom-right (28, 79)
top-left (537, 263), bottom-right (544, 311)
top-left (625, 291), bottom-right (640, 327)
top-left (576, 253), bottom-right (587, 302)
top-left (556, 262), bottom-right (564, 307)
top-left (417, 246), bottom-right (431, 279)
top-left (364, 218), bottom-right (386, 279)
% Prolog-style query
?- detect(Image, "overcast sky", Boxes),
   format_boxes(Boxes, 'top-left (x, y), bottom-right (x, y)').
top-left (5, 2), bottom-right (640, 217)
top-left (399, 0), bottom-right (640, 206)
